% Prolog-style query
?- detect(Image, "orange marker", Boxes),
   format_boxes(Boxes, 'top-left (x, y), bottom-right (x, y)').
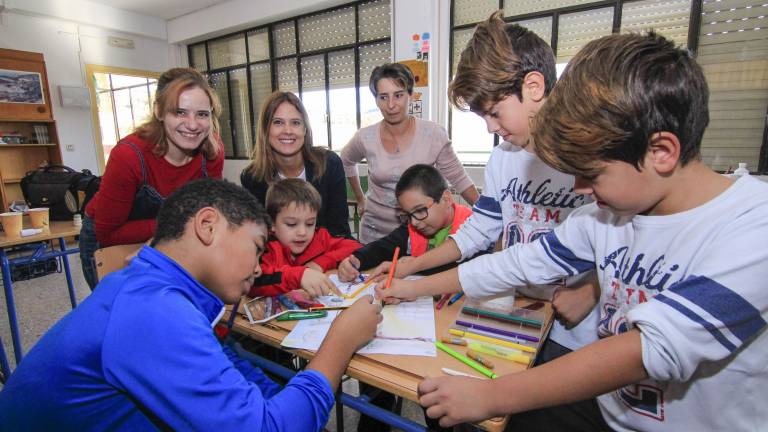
top-left (466, 349), bottom-right (495, 369)
top-left (383, 246), bottom-right (400, 291)
top-left (440, 336), bottom-right (467, 346)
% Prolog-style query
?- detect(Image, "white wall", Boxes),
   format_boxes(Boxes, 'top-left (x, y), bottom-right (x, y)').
top-left (0, 1), bottom-right (176, 173)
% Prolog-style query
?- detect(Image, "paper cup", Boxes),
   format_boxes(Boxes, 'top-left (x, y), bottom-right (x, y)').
top-left (0, 212), bottom-right (23, 239)
top-left (28, 208), bottom-right (50, 232)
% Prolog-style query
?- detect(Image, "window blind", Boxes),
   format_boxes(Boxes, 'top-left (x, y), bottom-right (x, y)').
top-left (247, 28), bottom-right (270, 62)
top-left (557, 7), bottom-right (614, 63)
top-left (190, 44), bottom-right (207, 71)
top-left (229, 68), bottom-right (252, 158)
top-left (250, 63), bottom-right (272, 138)
top-left (300, 54), bottom-right (326, 92)
top-left (621, 0), bottom-right (692, 48)
top-left (209, 72), bottom-right (234, 157)
top-left (504, 0), bottom-right (596, 17)
top-left (208, 34), bottom-right (247, 69)
top-left (511, 16), bottom-right (554, 47)
top-left (277, 58), bottom-right (299, 94)
top-left (273, 21), bottom-right (297, 58)
top-left (299, 6), bottom-right (355, 53)
top-left (698, 0), bottom-right (768, 171)
top-left (359, 0), bottom-right (391, 42)
top-left (452, 0), bottom-right (499, 27)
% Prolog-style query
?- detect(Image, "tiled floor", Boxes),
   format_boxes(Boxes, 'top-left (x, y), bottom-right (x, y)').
top-left (0, 249), bottom-right (428, 431)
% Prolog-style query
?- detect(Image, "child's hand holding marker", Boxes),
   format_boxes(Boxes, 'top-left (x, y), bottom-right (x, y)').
top-left (374, 277), bottom-right (418, 304)
top-left (338, 255), bottom-right (362, 282)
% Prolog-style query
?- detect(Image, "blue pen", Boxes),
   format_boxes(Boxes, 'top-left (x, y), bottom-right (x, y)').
top-left (357, 274), bottom-right (365, 283)
top-left (448, 292), bottom-right (464, 305)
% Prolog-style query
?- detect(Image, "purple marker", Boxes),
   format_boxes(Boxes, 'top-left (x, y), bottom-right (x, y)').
top-left (455, 320), bottom-right (540, 343)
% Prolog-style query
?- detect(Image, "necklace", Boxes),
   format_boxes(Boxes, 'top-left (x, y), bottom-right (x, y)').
top-left (382, 117), bottom-right (414, 153)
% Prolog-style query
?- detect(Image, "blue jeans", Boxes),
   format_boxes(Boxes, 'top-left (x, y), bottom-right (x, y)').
top-left (79, 215), bottom-right (100, 290)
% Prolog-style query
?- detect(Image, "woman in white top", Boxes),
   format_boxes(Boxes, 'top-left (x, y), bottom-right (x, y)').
top-left (341, 63), bottom-right (479, 244)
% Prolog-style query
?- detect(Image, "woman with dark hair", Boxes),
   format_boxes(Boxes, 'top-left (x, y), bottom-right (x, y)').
top-left (341, 63), bottom-right (478, 244)
top-left (240, 91), bottom-right (351, 239)
top-left (79, 67), bottom-right (225, 290)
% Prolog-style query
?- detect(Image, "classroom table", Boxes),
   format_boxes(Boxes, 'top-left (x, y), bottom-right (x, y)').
top-left (0, 220), bottom-right (81, 364)
top-left (227, 295), bottom-right (554, 431)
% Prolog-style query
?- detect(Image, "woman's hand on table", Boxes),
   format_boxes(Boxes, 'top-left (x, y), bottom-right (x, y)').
top-left (300, 268), bottom-right (342, 298)
top-left (419, 375), bottom-right (497, 428)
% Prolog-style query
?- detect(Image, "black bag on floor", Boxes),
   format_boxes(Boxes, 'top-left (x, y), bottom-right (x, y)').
top-left (20, 165), bottom-right (97, 220)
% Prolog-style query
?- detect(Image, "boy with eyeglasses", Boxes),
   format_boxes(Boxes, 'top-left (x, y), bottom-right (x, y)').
top-left (338, 164), bottom-right (473, 282)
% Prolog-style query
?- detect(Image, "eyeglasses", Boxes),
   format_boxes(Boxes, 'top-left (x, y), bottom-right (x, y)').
top-left (397, 200), bottom-right (436, 224)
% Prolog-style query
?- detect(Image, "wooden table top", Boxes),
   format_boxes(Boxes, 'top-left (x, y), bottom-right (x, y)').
top-left (0, 219), bottom-right (81, 248)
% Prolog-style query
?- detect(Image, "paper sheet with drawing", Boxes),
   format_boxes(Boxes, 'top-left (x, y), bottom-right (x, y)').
top-left (282, 275), bottom-right (436, 356)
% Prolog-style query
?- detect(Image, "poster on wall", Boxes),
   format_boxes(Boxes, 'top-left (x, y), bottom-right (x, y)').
top-left (0, 69), bottom-right (45, 104)
top-left (398, 32), bottom-right (430, 119)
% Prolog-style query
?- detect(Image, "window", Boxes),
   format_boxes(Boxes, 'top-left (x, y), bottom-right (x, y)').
top-left (450, 0), bottom-right (768, 173)
top-left (85, 65), bottom-right (159, 173)
top-left (189, 0), bottom-right (392, 159)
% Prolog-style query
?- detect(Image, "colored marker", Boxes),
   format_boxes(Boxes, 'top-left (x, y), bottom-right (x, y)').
top-left (454, 319), bottom-right (540, 343)
top-left (462, 305), bottom-right (543, 328)
top-left (447, 292), bottom-right (464, 305)
top-left (466, 350), bottom-right (495, 369)
top-left (384, 246), bottom-right (400, 291)
top-left (308, 306), bottom-right (350, 312)
top-left (448, 328), bottom-right (536, 354)
top-left (345, 278), bottom-right (375, 299)
top-left (440, 336), bottom-right (467, 346)
top-left (435, 293), bottom-right (450, 310)
top-left (441, 367), bottom-right (485, 379)
top-left (436, 341), bottom-right (497, 379)
top-left (276, 310), bottom-right (328, 321)
top-left (468, 342), bottom-right (531, 366)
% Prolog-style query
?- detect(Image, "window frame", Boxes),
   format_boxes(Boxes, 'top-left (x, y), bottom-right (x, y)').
top-left (188, 0), bottom-right (392, 159)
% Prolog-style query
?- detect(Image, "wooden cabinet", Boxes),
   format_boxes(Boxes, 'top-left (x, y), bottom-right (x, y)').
top-left (0, 48), bottom-right (62, 211)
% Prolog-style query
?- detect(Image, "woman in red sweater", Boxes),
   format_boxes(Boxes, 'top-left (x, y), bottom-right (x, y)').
top-left (80, 68), bottom-right (224, 289)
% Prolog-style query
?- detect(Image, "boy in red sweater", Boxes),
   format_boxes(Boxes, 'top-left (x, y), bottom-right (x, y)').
top-left (249, 178), bottom-right (362, 298)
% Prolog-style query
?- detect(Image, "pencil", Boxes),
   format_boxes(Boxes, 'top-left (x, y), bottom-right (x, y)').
top-left (441, 367), bottom-right (485, 379)
top-left (436, 341), bottom-right (498, 379)
top-left (383, 246), bottom-right (400, 290)
top-left (345, 278), bottom-right (375, 299)
top-left (448, 328), bottom-right (537, 354)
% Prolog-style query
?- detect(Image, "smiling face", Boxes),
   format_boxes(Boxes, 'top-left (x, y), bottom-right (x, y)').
top-left (272, 202), bottom-right (318, 256)
top-left (207, 220), bottom-right (268, 304)
top-left (161, 86), bottom-right (212, 155)
top-left (268, 102), bottom-right (306, 158)
top-left (375, 78), bottom-right (411, 125)
top-left (397, 188), bottom-right (453, 237)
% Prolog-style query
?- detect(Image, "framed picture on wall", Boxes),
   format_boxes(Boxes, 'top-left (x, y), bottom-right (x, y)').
top-left (0, 48), bottom-right (52, 120)
top-left (0, 69), bottom-right (45, 104)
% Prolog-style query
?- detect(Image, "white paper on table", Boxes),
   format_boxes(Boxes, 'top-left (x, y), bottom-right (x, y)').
top-left (282, 293), bottom-right (436, 357)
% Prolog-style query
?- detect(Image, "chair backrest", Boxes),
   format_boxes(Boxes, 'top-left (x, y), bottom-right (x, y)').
top-left (94, 243), bottom-right (143, 282)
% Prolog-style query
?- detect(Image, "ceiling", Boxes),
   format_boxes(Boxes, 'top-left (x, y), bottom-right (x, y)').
top-left (85, 0), bottom-right (231, 20)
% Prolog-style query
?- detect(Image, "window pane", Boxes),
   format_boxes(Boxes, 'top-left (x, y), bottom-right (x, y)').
top-left (229, 68), bottom-right (253, 158)
top-left (621, 0), bottom-right (691, 48)
top-left (557, 7), bottom-right (614, 63)
top-left (697, 0), bottom-right (768, 171)
top-left (451, 27), bottom-right (475, 77)
top-left (453, 0), bottom-right (498, 27)
top-left (273, 21), bottom-right (296, 57)
top-left (190, 43), bottom-right (208, 71)
top-left (110, 74), bottom-right (148, 89)
top-left (209, 71), bottom-right (234, 157)
top-left (511, 17), bottom-right (553, 47)
top-left (113, 88), bottom-right (134, 140)
top-left (299, 6), bottom-right (355, 52)
top-left (359, 41), bottom-right (390, 127)
top-left (250, 63), bottom-right (273, 140)
top-left (504, 0), bottom-right (595, 18)
top-left (209, 34), bottom-right (247, 69)
top-left (97, 91), bottom-right (117, 164)
top-left (451, 107), bottom-right (493, 164)
top-left (300, 54), bottom-right (328, 147)
top-left (129, 86), bottom-right (151, 126)
top-left (359, 0), bottom-right (391, 42)
top-left (277, 57), bottom-right (299, 94)
top-left (329, 49), bottom-right (357, 150)
top-left (247, 28), bottom-right (270, 62)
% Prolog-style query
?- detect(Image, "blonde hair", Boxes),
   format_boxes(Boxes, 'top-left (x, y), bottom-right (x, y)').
top-left (246, 91), bottom-right (326, 183)
top-left (135, 67), bottom-right (221, 160)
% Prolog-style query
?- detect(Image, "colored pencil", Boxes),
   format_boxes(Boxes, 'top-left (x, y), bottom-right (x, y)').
top-left (435, 341), bottom-right (497, 379)
top-left (454, 319), bottom-right (540, 343)
top-left (447, 292), bottom-right (464, 305)
top-left (448, 328), bottom-right (537, 354)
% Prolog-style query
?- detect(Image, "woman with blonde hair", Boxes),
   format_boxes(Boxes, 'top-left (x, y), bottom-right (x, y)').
top-left (80, 67), bottom-right (225, 289)
top-left (240, 91), bottom-right (351, 238)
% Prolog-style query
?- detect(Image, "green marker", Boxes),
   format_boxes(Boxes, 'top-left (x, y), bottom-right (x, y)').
top-left (276, 310), bottom-right (328, 321)
top-left (435, 341), bottom-right (498, 379)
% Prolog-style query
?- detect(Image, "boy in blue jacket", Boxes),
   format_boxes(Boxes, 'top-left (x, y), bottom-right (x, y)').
top-left (0, 179), bottom-right (382, 431)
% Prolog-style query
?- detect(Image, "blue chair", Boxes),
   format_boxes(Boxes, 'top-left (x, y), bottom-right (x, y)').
top-left (1, 335), bottom-right (11, 384)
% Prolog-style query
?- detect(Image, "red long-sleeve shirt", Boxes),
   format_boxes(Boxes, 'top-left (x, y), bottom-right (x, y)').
top-left (86, 134), bottom-right (224, 246)
top-left (250, 228), bottom-right (362, 297)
